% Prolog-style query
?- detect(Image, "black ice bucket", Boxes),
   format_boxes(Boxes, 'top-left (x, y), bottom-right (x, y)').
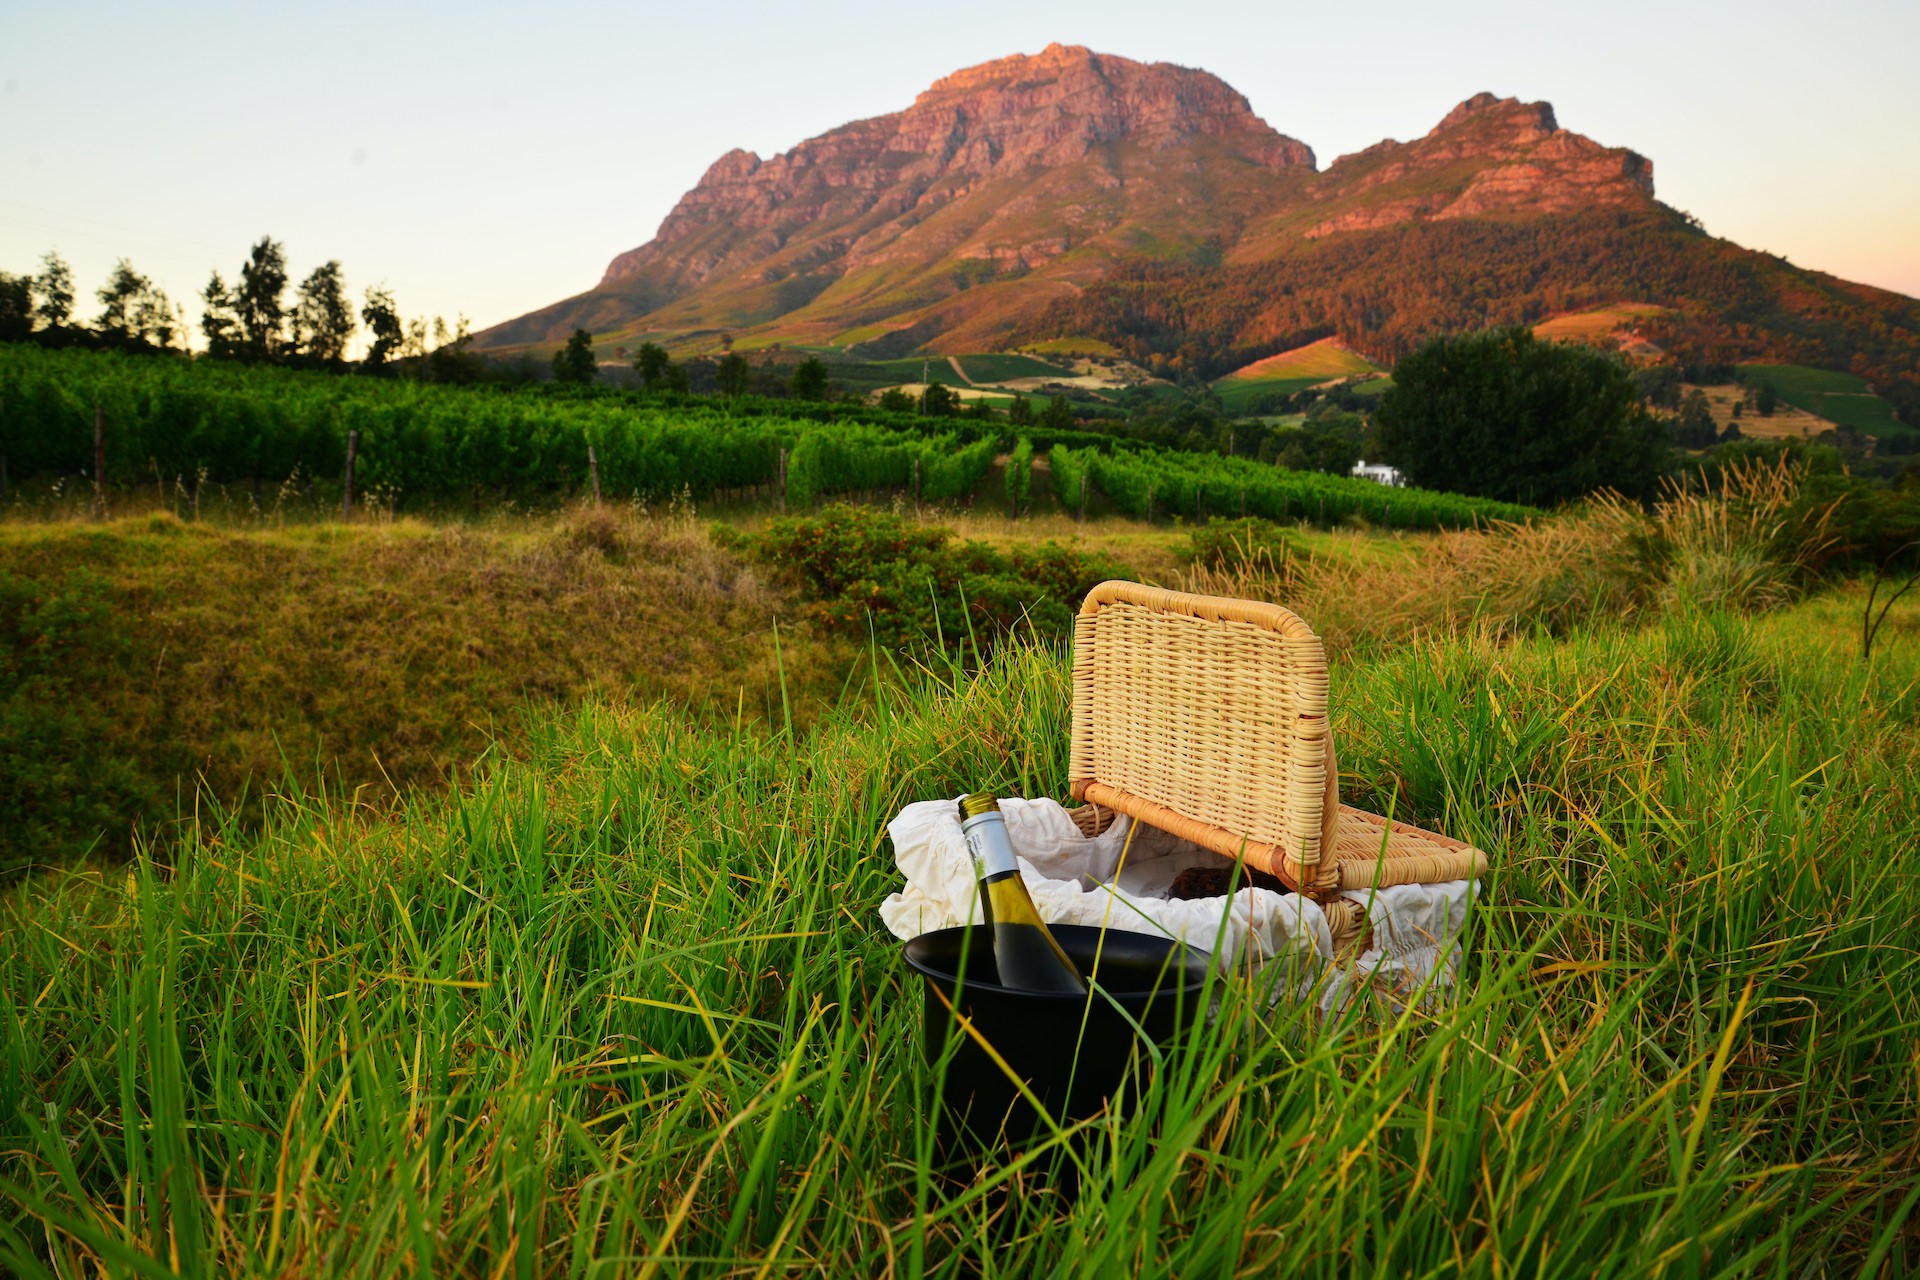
top-left (902, 924), bottom-right (1211, 1154)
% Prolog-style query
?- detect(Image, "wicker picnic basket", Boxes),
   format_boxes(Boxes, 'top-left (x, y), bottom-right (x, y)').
top-left (1065, 581), bottom-right (1487, 945)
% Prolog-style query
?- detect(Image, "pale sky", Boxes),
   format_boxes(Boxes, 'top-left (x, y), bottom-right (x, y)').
top-left (4, 0), bottom-right (1916, 346)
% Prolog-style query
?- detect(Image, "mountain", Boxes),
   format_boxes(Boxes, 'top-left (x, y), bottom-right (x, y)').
top-left (481, 44), bottom-right (1320, 353)
top-left (475, 45), bottom-right (1920, 423)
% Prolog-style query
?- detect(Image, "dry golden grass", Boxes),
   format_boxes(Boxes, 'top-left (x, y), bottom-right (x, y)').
top-left (1532, 301), bottom-right (1670, 342)
top-left (1177, 456), bottom-right (1829, 650)
top-left (0, 504), bottom-right (850, 858)
top-left (1683, 382), bottom-right (1831, 439)
top-left (1217, 336), bottom-right (1380, 384)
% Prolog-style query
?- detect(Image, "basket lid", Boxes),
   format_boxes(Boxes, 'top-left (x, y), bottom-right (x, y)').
top-left (1068, 581), bottom-right (1340, 892)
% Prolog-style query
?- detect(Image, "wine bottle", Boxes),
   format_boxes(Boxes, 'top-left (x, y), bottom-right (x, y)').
top-left (958, 794), bottom-right (1087, 994)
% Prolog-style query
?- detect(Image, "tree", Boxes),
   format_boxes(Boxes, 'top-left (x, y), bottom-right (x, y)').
top-left (789, 356), bottom-right (829, 400)
top-left (1373, 326), bottom-right (1666, 504)
top-left (920, 382), bottom-right (957, 417)
top-left (1755, 381), bottom-right (1779, 417)
top-left (680, 357), bottom-right (718, 394)
top-left (0, 272), bottom-right (33, 342)
top-left (633, 342), bottom-right (673, 390)
top-left (292, 261), bottom-right (355, 363)
top-left (1636, 363), bottom-right (1682, 410)
top-left (33, 252), bottom-right (74, 331)
top-left (1007, 394), bottom-right (1033, 426)
top-left (1674, 388), bottom-right (1719, 448)
top-left (877, 388), bottom-right (915, 414)
top-left (95, 257), bottom-right (176, 347)
top-left (235, 237), bottom-right (289, 358)
top-left (361, 285), bottom-right (403, 368)
top-left (95, 260), bottom-right (139, 338)
top-left (552, 329), bottom-right (598, 384)
top-left (202, 272), bottom-right (242, 357)
top-left (1041, 395), bottom-right (1076, 431)
top-left (715, 352), bottom-right (750, 397)
top-left (428, 315), bottom-right (479, 383)
top-left (136, 290), bottom-right (179, 350)
top-left (95, 259), bottom-right (174, 347)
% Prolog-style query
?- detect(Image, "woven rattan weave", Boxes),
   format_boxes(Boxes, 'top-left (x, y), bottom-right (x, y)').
top-left (1068, 581), bottom-right (1488, 899)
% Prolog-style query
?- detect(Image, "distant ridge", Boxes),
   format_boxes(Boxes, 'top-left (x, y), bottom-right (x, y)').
top-left (475, 47), bottom-right (1919, 424)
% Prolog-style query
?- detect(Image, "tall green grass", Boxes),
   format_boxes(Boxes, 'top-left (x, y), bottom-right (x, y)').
top-left (3, 596), bottom-right (1917, 1274)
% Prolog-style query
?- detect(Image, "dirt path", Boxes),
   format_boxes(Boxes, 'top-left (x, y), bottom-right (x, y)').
top-left (947, 355), bottom-right (975, 386)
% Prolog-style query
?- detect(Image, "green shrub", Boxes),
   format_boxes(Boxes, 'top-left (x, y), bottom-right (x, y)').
top-left (726, 505), bottom-right (1122, 656)
top-left (0, 570), bottom-right (147, 874)
top-left (1183, 517), bottom-right (1301, 571)
top-left (1375, 326), bottom-right (1667, 504)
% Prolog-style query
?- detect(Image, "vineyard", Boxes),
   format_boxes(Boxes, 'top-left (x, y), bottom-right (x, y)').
top-left (1052, 444), bottom-right (1536, 528)
top-left (0, 345), bottom-right (1531, 527)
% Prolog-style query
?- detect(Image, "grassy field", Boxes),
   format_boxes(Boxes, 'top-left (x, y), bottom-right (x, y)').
top-left (1683, 383), bottom-right (1831, 440)
top-left (819, 357), bottom-right (963, 396)
top-left (4, 479), bottom-right (1919, 1274)
top-left (0, 507), bottom-right (856, 871)
top-left (1740, 363), bottom-right (1908, 437)
top-left (1532, 302), bottom-right (1670, 343)
top-left (3, 587), bottom-right (1916, 1274)
top-left (1213, 338), bottom-right (1382, 412)
top-left (0, 497), bottom-right (1197, 871)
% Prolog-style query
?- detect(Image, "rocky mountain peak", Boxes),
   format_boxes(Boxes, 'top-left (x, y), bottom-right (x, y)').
top-left (595, 47), bottom-right (1315, 294)
top-left (1428, 92), bottom-right (1560, 143)
top-left (1308, 91), bottom-right (1653, 238)
top-left (895, 44), bottom-right (1315, 172)
top-left (914, 42), bottom-right (1103, 101)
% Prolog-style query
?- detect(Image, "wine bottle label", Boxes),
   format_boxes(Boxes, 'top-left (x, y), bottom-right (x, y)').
top-left (960, 810), bottom-right (1019, 880)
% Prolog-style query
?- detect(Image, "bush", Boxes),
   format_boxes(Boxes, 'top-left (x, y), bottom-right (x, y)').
top-left (1184, 518), bottom-right (1301, 572)
top-left (724, 505), bottom-right (1122, 656)
top-left (1004, 437), bottom-right (1033, 514)
top-left (0, 570), bottom-right (147, 874)
top-left (1375, 326), bottom-right (1667, 505)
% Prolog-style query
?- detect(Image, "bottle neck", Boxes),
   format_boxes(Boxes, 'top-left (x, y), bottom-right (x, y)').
top-left (960, 809), bottom-right (1019, 881)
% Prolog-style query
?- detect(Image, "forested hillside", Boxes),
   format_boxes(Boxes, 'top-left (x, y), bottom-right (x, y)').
top-left (1022, 209), bottom-right (1920, 424)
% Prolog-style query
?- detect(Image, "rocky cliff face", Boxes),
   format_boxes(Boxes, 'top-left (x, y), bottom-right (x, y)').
top-left (595, 45), bottom-right (1310, 304)
top-left (476, 55), bottom-right (1661, 353)
top-left (1302, 93), bottom-right (1654, 237)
